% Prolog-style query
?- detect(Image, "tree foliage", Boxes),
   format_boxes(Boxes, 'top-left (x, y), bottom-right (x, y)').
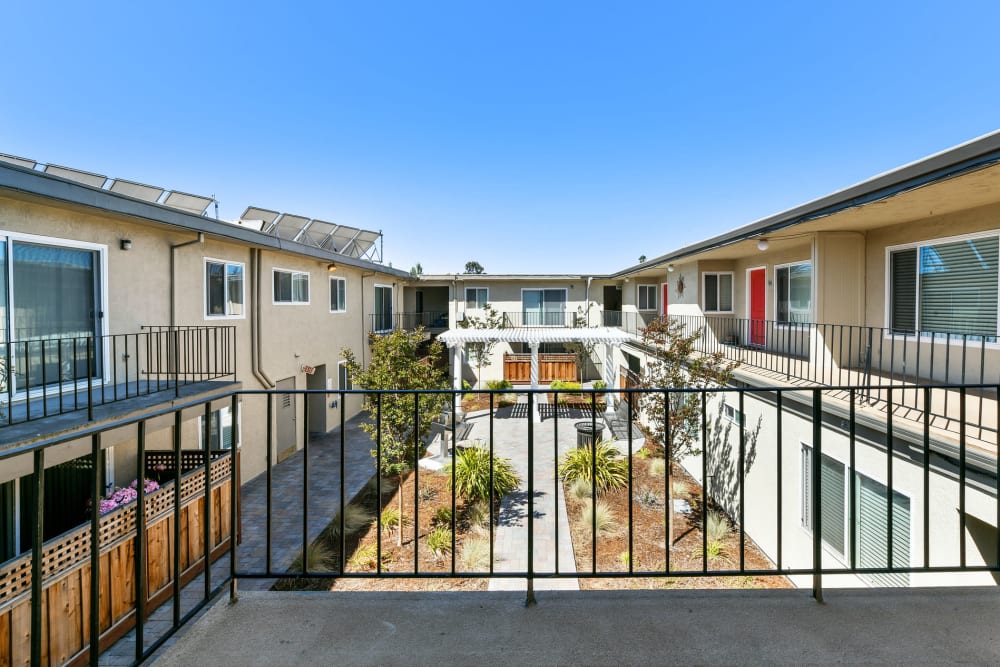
top-left (342, 329), bottom-right (450, 480)
top-left (457, 303), bottom-right (504, 386)
top-left (634, 316), bottom-right (737, 545)
top-left (464, 261), bottom-right (485, 274)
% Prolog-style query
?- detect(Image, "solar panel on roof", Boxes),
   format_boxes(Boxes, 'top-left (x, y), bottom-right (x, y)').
top-left (109, 178), bottom-right (165, 202)
top-left (272, 214), bottom-right (310, 241)
top-left (299, 219), bottom-right (338, 248)
top-left (44, 164), bottom-right (107, 188)
top-left (0, 154), bottom-right (37, 169)
top-left (241, 206), bottom-right (280, 228)
top-left (163, 191), bottom-right (214, 215)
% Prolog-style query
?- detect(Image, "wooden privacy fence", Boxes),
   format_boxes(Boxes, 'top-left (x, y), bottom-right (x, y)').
top-left (503, 353), bottom-right (578, 384)
top-left (0, 453), bottom-right (234, 666)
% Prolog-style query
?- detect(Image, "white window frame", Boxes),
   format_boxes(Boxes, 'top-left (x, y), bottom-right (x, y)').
top-left (774, 260), bottom-right (813, 326)
top-left (0, 230), bottom-right (111, 397)
top-left (271, 267), bottom-right (311, 305)
top-left (702, 272), bottom-right (734, 314)
top-left (465, 287), bottom-right (489, 310)
top-left (722, 400), bottom-right (744, 428)
top-left (330, 276), bottom-right (347, 313)
top-left (373, 284), bottom-right (394, 333)
top-left (883, 229), bottom-right (1000, 346)
top-left (338, 359), bottom-right (353, 391)
top-left (637, 284), bottom-right (658, 312)
top-left (204, 257), bottom-right (246, 320)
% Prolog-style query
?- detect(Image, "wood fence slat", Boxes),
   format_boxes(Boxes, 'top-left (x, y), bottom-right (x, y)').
top-left (10, 599), bottom-right (30, 667)
top-left (0, 602), bottom-right (11, 667)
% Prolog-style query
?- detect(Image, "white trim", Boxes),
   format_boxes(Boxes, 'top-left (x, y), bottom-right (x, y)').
top-left (329, 276), bottom-right (347, 313)
top-left (701, 271), bottom-right (735, 314)
top-left (270, 267), bottom-right (311, 306)
top-left (773, 260), bottom-right (813, 326)
top-left (2, 231), bottom-right (111, 396)
top-left (203, 256), bottom-right (247, 320)
top-left (464, 286), bottom-right (489, 310)
top-left (636, 284), bottom-right (658, 312)
top-left (373, 283), bottom-right (394, 333)
top-left (883, 229), bottom-right (1000, 346)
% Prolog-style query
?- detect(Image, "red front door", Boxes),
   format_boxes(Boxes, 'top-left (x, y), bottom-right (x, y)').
top-left (749, 268), bottom-right (766, 346)
top-left (661, 283), bottom-right (669, 317)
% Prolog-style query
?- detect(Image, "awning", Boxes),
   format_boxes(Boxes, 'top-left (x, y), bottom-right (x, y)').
top-left (437, 326), bottom-right (631, 347)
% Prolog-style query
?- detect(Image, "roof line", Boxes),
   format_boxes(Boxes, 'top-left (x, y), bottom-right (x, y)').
top-left (611, 128), bottom-right (1000, 277)
top-left (0, 161), bottom-right (411, 278)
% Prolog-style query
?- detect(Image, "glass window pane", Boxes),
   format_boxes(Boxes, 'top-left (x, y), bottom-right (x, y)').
top-left (227, 264), bottom-right (244, 315)
top-left (918, 237), bottom-right (998, 337)
top-left (292, 274), bottom-right (309, 302)
top-left (719, 274), bottom-right (733, 311)
top-left (704, 274), bottom-right (718, 312)
top-left (788, 263), bottom-right (812, 323)
top-left (890, 249), bottom-right (917, 333)
top-left (522, 290), bottom-right (542, 325)
top-left (776, 267), bottom-right (789, 322)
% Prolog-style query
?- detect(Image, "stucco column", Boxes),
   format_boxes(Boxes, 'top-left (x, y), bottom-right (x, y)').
top-left (453, 343), bottom-right (465, 421)
top-left (529, 342), bottom-right (541, 423)
top-left (604, 343), bottom-right (617, 415)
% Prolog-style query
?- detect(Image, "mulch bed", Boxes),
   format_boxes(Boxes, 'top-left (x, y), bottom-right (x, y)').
top-left (563, 451), bottom-right (792, 590)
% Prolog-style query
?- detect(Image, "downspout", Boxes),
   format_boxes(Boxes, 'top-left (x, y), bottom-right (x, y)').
top-left (361, 272), bottom-right (376, 367)
top-left (170, 232), bottom-right (204, 328)
top-left (250, 248), bottom-right (274, 388)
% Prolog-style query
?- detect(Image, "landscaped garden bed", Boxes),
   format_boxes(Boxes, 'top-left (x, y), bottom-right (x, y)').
top-left (560, 444), bottom-right (791, 590)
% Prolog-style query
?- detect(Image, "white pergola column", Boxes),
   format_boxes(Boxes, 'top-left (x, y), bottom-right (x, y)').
top-left (604, 343), bottom-right (617, 415)
top-left (529, 342), bottom-right (541, 423)
top-left (452, 343), bottom-right (465, 421)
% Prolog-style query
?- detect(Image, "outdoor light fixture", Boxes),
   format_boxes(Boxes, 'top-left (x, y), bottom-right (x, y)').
top-left (757, 238), bottom-right (769, 251)
top-left (667, 264), bottom-right (675, 272)
top-left (120, 239), bottom-right (132, 250)
top-left (327, 263), bottom-right (337, 272)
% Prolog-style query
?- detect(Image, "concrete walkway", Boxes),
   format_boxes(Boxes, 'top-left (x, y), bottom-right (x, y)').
top-left (154, 587), bottom-right (1000, 665)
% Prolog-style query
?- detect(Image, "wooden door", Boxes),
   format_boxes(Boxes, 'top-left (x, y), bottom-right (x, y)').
top-left (749, 268), bottom-right (766, 346)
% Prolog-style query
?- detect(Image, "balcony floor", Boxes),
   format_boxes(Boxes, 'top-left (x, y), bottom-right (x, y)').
top-left (154, 587), bottom-right (1000, 665)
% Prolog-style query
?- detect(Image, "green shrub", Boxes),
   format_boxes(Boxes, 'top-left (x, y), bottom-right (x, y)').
top-left (326, 504), bottom-right (375, 541)
top-left (569, 477), bottom-right (593, 500)
top-left (635, 487), bottom-right (661, 508)
top-left (672, 479), bottom-right (689, 498)
top-left (550, 380), bottom-right (581, 391)
top-left (446, 445), bottom-right (520, 503)
top-left (348, 543), bottom-right (382, 570)
top-left (592, 380), bottom-right (607, 391)
top-left (706, 511), bottom-right (731, 542)
top-left (578, 499), bottom-right (619, 536)
top-left (380, 507), bottom-right (402, 532)
top-left (459, 536), bottom-right (491, 571)
top-left (465, 501), bottom-right (491, 532)
top-left (617, 550), bottom-right (630, 567)
top-left (648, 458), bottom-right (666, 477)
top-left (289, 541), bottom-right (334, 573)
top-left (462, 379), bottom-right (472, 391)
top-left (418, 485), bottom-right (437, 502)
top-left (558, 442), bottom-right (628, 494)
top-left (486, 379), bottom-right (512, 391)
top-left (433, 507), bottom-right (453, 527)
top-left (693, 538), bottom-right (729, 563)
top-left (427, 526), bottom-right (453, 557)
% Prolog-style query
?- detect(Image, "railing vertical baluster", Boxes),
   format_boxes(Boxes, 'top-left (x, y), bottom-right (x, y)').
top-left (30, 449), bottom-right (44, 667)
top-left (738, 389), bottom-right (745, 573)
top-left (174, 329), bottom-right (181, 398)
top-left (664, 390), bottom-right (671, 574)
top-left (375, 393), bottom-right (382, 575)
top-left (230, 393), bottom-right (239, 602)
top-left (172, 410), bottom-right (182, 628)
top-left (978, 342), bottom-right (986, 440)
top-left (849, 388), bottom-right (857, 572)
top-left (701, 390), bottom-right (708, 573)
top-left (265, 395), bottom-right (273, 575)
top-left (551, 390), bottom-right (557, 576)
top-left (590, 394), bottom-right (597, 575)
top-left (302, 396), bottom-right (310, 575)
top-left (626, 392), bottom-right (634, 574)
top-left (112, 336), bottom-right (118, 401)
top-left (775, 390), bottom-right (783, 573)
top-left (25, 341), bottom-right (31, 421)
top-left (450, 391), bottom-right (457, 576)
top-left (886, 387), bottom-right (894, 576)
top-left (203, 401), bottom-right (212, 598)
top-left (6, 340), bottom-right (13, 425)
top-left (526, 390), bottom-right (535, 606)
top-left (944, 333), bottom-right (952, 416)
top-left (413, 393), bottom-right (419, 575)
top-left (488, 391), bottom-right (495, 575)
top-left (40, 340), bottom-right (47, 418)
top-left (959, 386), bottom-right (967, 568)
top-left (135, 420), bottom-right (147, 663)
top-left (923, 387), bottom-right (931, 569)
top-left (340, 389), bottom-right (347, 574)
top-left (812, 389), bottom-right (823, 602)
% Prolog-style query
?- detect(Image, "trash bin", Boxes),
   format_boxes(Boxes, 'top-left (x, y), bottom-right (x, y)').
top-left (575, 422), bottom-right (604, 449)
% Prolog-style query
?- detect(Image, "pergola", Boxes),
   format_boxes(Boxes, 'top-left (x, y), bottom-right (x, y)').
top-left (437, 327), bottom-right (633, 422)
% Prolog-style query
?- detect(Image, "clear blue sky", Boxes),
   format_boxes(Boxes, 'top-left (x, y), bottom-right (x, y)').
top-left (3, 2), bottom-right (999, 274)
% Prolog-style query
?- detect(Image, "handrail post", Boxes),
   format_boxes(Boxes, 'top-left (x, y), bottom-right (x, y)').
top-left (174, 328), bottom-right (181, 398)
top-left (812, 388), bottom-right (823, 603)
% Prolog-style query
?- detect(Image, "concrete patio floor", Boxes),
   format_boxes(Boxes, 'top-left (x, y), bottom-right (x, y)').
top-left (154, 587), bottom-right (1000, 665)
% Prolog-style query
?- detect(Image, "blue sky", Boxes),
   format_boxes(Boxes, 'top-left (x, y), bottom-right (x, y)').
top-left (3, 2), bottom-right (999, 274)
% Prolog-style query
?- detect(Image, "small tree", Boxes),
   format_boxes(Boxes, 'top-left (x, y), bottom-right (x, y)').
top-left (564, 309), bottom-right (596, 383)
top-left (342, 329), bottom-right (449, 545)
top-left (409, 262), bottom-right (423, 277)
top-left (638, 255), bottom-right (647, 263)
top-left (464, 261), bottom-right (485, 274)
top-left (635, 316), bottom-right (737, 548)
top-left (458, 303), bottom-right (504, 387)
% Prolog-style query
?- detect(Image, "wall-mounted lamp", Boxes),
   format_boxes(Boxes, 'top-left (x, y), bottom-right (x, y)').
top-left (327, 263), bottom-right (337, 272)
top-left (757, 238), bottom-right (769, 251)
top-left (120, 239), bottom-right (132, 251)
top-left (667, 264), bottom-right (675, 272)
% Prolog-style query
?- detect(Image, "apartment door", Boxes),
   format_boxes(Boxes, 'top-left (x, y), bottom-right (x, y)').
top-left (306, 365), bottom-right (327, 437)
top-left (748, 267), bottom-right (766, 346)
top-left (661, 283), bottom-right (669, 317)
top-left (276, 377), bottom-right (297, 461)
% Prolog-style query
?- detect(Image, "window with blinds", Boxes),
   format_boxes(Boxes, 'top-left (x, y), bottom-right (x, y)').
top-left (889, 235), bottom-right (998, 340)
top-left (800, 444), bottom-right (846, 557)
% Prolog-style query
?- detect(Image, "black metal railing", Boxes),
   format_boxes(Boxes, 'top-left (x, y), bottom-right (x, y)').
top-left (0, 325), bottom-right (236, 428)
top-left (501, 311), bottom-right (581, 328)
top-left (5, 383), bottom-right (998, 664)
top-left (602, 310), bottom-right (658, 334)
top-left (368, 311), bottom-right (449, 333)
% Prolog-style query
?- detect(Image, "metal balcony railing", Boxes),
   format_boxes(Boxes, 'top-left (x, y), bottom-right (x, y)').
top-left (0, 325), bottom-right (236, 428)
top-left (501, 311), bottom-right (581, 328)
top-left (3, 384), bottom-right (997, 663)
top-left (369, 311), bottom-right (449, 333)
